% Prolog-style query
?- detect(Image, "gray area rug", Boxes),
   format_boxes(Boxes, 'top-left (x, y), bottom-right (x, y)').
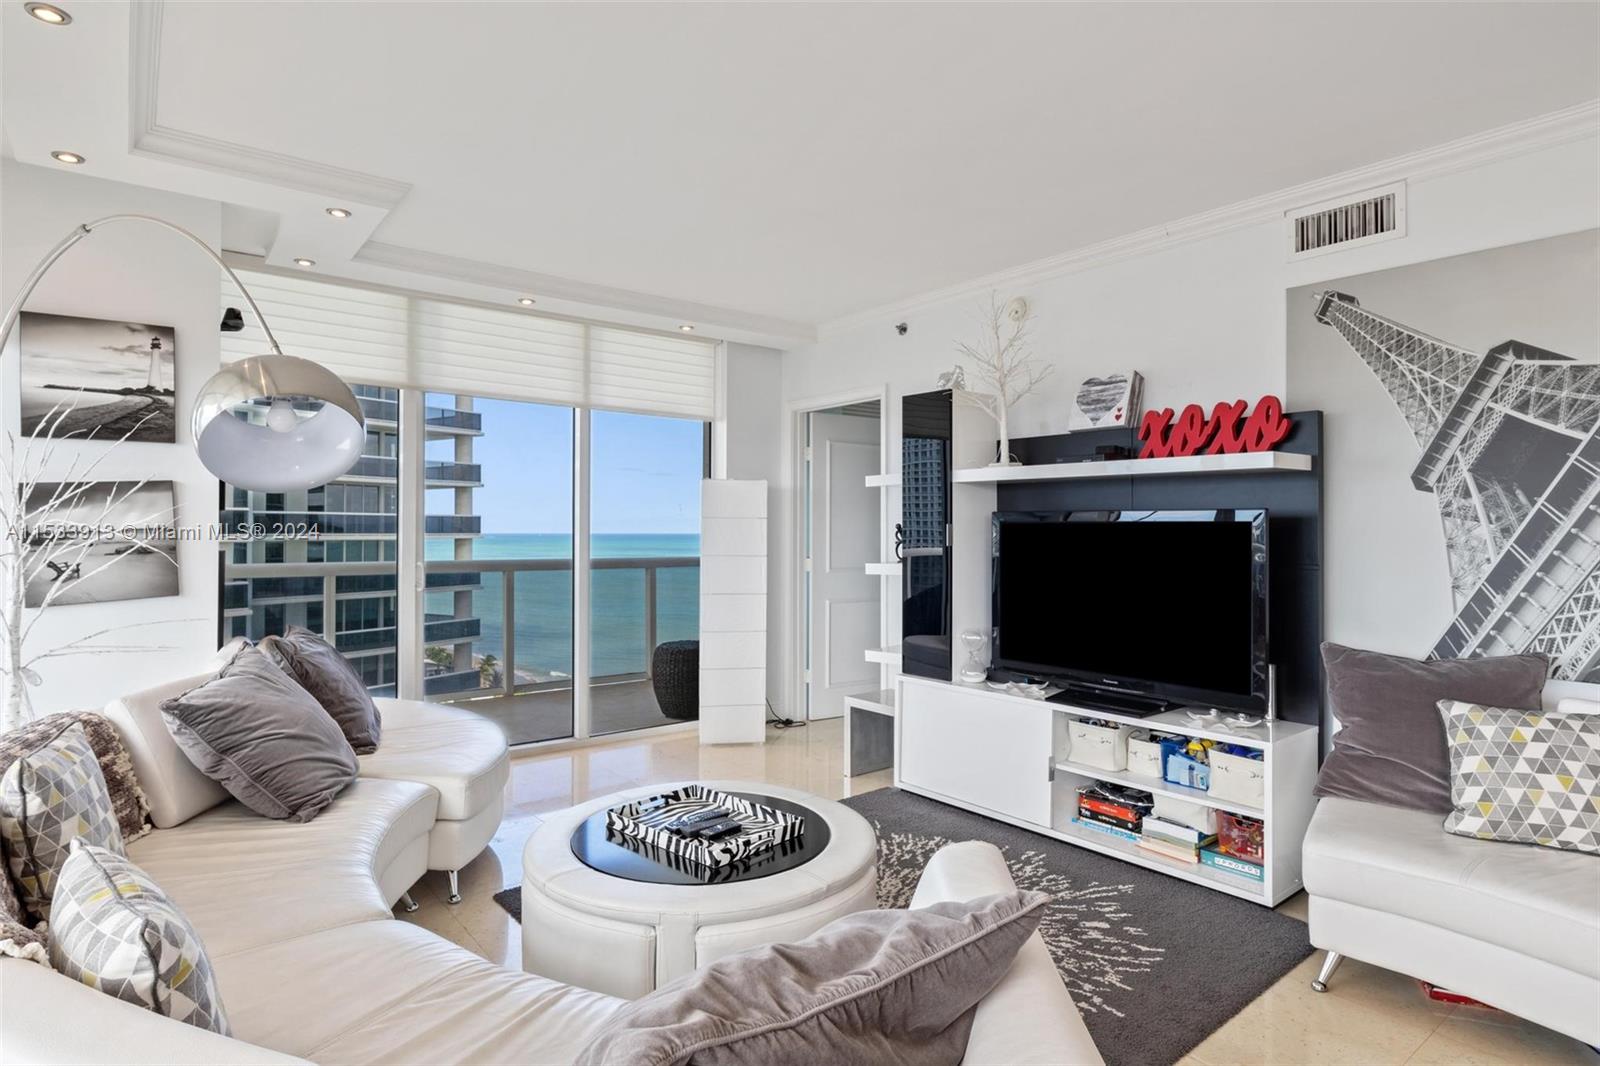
top-left (489, 787), bottom-right (1313, 1065)
top-left (844, 788), bottom-right (1313, 1066)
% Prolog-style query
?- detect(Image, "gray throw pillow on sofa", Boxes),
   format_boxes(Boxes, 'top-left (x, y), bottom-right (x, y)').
top-left (576, 890), bottom-right (1049, 1066)
top-left (160, 645), bottom-right (358, 822)
top-left (260, 626), bottom-right (382, 754)
top-left (1315, 643), bottom-right (1548, 813)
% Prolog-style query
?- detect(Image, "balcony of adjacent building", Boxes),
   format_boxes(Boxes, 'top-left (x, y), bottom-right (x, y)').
top-left (338, 456), bottom-right (484, 488)
top-left (354, 394), bottom-right (484, 440)
top-left (218, 511), bottom-right (483, 540)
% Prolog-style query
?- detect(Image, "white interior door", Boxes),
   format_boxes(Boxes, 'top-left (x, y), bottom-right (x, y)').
top-left (807, 412), bottom-right (880, 720)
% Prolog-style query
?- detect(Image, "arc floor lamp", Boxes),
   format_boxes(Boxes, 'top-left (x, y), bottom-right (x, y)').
top-left (1, 213), bottom-right (364, 491)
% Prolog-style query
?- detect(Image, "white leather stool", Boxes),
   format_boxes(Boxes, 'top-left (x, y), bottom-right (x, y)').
top-left (521, 780), bottom-right (878, 998)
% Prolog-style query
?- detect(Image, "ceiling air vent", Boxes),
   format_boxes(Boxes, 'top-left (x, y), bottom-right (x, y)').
top-left (1286, 182), bottom-right (1406, 260)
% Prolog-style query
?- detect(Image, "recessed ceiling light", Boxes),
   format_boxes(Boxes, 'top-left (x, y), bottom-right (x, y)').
top-left (517, 297), bottom-right (536, 307)
top-left (678, 324), bottom-right (695, 333)
top-left (50, 150), bottom-right (85, 165)
top-left (324, 207), bottom-right (352, 219)
top-left (293, 257), bottom-right (316, 268)
top-left (26, 3), bottom-right (71, 25)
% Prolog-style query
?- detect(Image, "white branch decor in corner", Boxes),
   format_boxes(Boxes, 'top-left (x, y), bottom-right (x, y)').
top-left (699, 479), bottom-right (768, 744)
top-left (0, 405), bottom-right (187, 730)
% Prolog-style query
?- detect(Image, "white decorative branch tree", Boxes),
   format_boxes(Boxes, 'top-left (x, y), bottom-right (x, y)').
top-left (1, 403), bottom-right (184, 730)
top-left (955, 293), bottom-right (1052, 465)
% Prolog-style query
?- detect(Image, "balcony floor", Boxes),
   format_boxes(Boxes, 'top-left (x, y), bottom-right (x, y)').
top-left (443, 678), bottom-right (680, 745)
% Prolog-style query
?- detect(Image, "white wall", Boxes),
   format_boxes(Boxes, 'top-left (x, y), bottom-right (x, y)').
top-left (2, 160), bottom-right (224, 710)
top-left (775, 133), bottom-right (1600, 716)
top-left (721, 342), bottom-right (785, 712)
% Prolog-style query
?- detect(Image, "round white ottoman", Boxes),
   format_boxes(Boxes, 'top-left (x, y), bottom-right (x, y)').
top-left (521, 780), bottom-right (877, 998)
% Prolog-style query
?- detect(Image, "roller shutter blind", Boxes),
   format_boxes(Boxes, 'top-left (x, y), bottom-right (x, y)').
top-left (222, 270), bottom-right (714, 418)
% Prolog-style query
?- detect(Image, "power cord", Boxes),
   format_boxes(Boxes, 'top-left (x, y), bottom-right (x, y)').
top-left (766, 698), bottom-right (806, 730)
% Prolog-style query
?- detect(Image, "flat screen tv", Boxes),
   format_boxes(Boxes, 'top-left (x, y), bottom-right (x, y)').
top-left (991, 509), bottom-right (1269, 714)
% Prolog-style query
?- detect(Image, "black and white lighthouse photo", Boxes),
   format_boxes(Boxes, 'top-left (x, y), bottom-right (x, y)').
top-left (17, 310), bottom-right (178, 443)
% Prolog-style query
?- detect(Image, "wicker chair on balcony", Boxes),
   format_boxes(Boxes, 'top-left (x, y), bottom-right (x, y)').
top-left (651, 640), bottom-right (699, 720)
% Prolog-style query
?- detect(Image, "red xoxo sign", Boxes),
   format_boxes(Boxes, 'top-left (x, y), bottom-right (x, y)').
top-left (1136, 395), bottom-right (1293, 459)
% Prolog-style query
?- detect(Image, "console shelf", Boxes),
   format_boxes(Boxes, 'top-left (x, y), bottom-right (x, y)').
top-left (952, 451), bottom-right (1312, 484)
top-left (1052, 759), bottom-right (1265, 819)
top-left (894, 676), bottom-right (1317, 906)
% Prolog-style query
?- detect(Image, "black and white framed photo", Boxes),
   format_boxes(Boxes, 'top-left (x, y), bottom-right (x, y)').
top-left (23, 481), bottom-right (180, 608)
top-left (18, 311), bottom-right (177, 443)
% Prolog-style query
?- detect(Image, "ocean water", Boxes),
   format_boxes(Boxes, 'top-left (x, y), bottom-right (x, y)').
top-left (425, 533), bottom-right (698, 683)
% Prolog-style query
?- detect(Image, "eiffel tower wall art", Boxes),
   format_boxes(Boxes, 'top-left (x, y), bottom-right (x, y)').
top-left (1288, 230), bottom-right (1600, 682)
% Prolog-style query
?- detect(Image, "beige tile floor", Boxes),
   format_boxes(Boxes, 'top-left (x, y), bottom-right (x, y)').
top-left (398, 718), bottom-right (1595, 1066)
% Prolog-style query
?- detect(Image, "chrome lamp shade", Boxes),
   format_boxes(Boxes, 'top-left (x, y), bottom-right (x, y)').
top-left (193, 355), bottom-right (365, 493)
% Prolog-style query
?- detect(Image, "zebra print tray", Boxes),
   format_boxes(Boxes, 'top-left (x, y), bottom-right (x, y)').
top-left (605, 785), bottom-right (806, 869)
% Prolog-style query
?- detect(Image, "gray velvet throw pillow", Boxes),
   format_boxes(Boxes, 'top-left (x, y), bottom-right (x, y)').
top-left (1315, 643), bottom-right (1548, 813)
top-left (576, 890), bottom-right (1050, 1066)
top-left (160, 645), bottom-right (358, 822)
top-left (260, 626), bottom-right (382, 754)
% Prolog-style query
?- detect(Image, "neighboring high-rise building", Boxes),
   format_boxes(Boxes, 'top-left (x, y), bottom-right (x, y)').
top-left (220, 387), bottom-right (486, 696)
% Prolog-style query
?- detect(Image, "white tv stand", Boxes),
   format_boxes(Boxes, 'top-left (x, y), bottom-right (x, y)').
top-left (894, 675), bottom-right (1318, 906)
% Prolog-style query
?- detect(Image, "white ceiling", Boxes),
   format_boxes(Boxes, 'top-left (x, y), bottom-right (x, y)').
top-left (5, 1), bottom-right (1599, 338)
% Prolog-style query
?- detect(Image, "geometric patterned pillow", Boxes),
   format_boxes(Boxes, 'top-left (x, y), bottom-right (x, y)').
top-left (47, 841), bottom-right (230, 1035)
top-left (0, 723), bottom-right (125, 922)
top-left (1437, 700), bottom-right (1600, 855)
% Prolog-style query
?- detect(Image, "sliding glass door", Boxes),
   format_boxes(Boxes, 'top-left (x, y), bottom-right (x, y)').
top-left (588, 411), bottom-right (704, 736)
top-left (423, 394), bottom-right (575, 745)
top-left (218, 267), bottom-right (717, 746)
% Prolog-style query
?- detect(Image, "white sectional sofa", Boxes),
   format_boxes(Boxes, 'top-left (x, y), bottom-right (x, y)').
top-left (0, 673), bottom-right (1103, 1066)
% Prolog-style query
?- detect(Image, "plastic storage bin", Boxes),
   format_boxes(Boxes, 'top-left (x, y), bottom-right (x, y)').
top-left (1152, 794), bottom-right (1218, 836)
top-left (1209, 748), bottom-right (1265, 808)
top-left (1067, 719), bottom-right (1130, 772)
top-left (1126, 731), bottom-right (1164, 779)
top-left (1161, 737), bottom-right (1210, 791)
top-left (1217, 812), bottom-right (1265, 864)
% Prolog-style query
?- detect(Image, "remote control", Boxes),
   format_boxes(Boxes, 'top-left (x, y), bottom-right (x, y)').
top-left (665, 807), bottom-right (731, 833)
top-left (692, 818), bottom-right (742, 839)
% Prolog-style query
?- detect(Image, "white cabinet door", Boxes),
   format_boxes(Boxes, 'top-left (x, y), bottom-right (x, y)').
top-left (898, 680), bottom-right (1053, 826)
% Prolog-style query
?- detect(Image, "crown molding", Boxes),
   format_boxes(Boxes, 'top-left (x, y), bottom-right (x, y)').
top-left (127, 1), bottom-right (410, 207)
top-left (818, 99), bottom-right (1600, 338)
top-left (354, 241), bottom-right (816, 344)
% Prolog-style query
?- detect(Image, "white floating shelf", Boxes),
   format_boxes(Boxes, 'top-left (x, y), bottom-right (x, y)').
top-left (864, 473), bottom-right (901, 489)
top-left (864, 644), bottom-right (902, 666)
top-left (1053, 760), bottom-right (1265, 819)
top-left (865, 561), bottom-right (902, 576)
top-left (952, 451), bottom-right (1312, 484)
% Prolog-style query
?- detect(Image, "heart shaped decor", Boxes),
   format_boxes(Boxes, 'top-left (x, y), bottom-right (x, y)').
top-left (1075, 375), bottom-right (1129, 425)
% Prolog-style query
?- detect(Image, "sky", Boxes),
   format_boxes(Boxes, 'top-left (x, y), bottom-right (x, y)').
top-left (426, 396), bottom-right (703, 535)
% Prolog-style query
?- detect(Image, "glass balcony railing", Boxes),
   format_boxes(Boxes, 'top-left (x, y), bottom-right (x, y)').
top-left (424, 462), bottom-right (483, 484)
top-left (221, 557), bottom-right (696, 711)
top-left (357, 395), bottom-right (399, 423)
top-left (421, 555), bottom-right (698, 701)
top-left (353, 396), bottom-right (482, 434)
top-left (425, 406), bottom-right (483, 433)
top-left (425, 515), bottom-right (482, 536)
top-left (341, 457), bottom-right (483, 485)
